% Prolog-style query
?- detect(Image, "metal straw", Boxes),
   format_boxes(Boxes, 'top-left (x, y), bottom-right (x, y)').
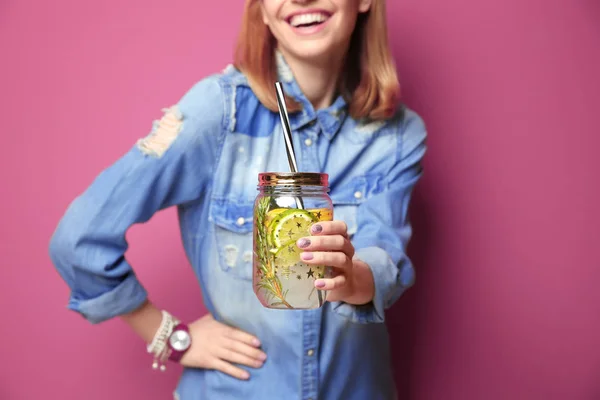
top-left (274, 82), bottom-right (304, 210)
top-left (274, 82), bottom-right (323, 306)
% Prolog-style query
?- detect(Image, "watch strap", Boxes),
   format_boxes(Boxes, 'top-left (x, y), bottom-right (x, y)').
top-left (167, 323), bottom-right (191, 362)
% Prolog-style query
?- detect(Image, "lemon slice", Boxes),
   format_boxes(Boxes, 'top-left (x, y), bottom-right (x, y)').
top-left (270, 209), bottom-right (317, 248)
top-left (265, 208), bottom-right (287, 247)
top-left (273, 239), bottom-right (302, 267)
top-left (272, 239), bottom-right (325, 279)
top-left (265, 208), bottom-right (287, 228)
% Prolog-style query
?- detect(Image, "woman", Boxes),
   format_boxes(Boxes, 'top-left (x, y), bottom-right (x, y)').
top-left (49, 0), bottom-right (427, 399)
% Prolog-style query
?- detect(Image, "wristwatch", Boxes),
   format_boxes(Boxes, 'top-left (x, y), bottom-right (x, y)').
top-left (167, 323), bottom-right (192, 362)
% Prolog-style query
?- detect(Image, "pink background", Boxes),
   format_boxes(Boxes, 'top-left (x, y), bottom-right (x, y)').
top-left (2, 0), bottom-right (599, 399)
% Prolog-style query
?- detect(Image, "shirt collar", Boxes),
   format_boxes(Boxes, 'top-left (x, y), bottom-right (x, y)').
top-left (275, 50), bottom-right (348, 141)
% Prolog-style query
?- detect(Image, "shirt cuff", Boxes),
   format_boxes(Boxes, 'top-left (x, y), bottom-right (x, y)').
top-left (67, 273), bottom-right (148, 324)
top-left (330, 246), bottom-right (415, 324)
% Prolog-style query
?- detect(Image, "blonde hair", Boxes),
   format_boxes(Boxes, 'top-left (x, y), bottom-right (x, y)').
top-left (233, 0), bottom-right (400, 120)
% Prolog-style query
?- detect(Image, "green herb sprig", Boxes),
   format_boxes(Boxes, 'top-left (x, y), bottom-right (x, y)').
top-left (254, 196), bottom-right (293, 309)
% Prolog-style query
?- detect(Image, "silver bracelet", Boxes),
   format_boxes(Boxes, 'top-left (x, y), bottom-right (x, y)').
top-left (147, 310), bottom-right (179, 371)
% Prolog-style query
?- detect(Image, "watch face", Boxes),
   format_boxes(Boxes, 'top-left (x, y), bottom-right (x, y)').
top-left (169, 330), bottom-right (191, 352)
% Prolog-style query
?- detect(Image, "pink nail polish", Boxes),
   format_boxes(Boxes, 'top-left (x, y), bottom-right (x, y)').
top-left (315, 280), bottom-right (326, 288)
top-left (297, 238), bottom-right (310, 248)
top-left (301, 252), bottom-right (314, 260)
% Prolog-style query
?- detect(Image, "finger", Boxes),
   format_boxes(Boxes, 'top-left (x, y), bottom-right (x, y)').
top-left (224, 339), bottom-right (268, 362)
top-left (310, 221), bottom-right (348, 237)
top-left (222, 326), bottom-right (262, 348)
top-left (315, 274), bottom-right (347, 291)
top-left (210, 358), bottom-right (251, 380)
top-left (297, 235), bottom-right (354, 257)
top-left (215, 346), bottom-right (265, 369)
top-left (300, 251), bottom-right (351, 268)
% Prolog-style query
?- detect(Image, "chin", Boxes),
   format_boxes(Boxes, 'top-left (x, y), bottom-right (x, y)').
top-left (291, 46), bottom-right (330, 61)
top-left (281, 40), bottom-right (341, 63)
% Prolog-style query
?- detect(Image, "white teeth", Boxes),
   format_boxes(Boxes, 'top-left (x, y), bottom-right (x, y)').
top-left (289, 13), bottom-right (328, 27)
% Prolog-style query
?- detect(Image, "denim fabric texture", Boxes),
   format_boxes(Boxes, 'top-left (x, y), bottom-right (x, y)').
top-left (49, 53), bottom-right (427, 400)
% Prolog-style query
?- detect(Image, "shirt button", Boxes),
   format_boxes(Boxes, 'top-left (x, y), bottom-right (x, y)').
top-left (236, 217), bottom-right (245, 226)
top-left (304, 138), bottom-right (313, 147)
top-left (307, 349), bottom-right (314, 356)
top-left (354, 191), bottom-right (363, 199)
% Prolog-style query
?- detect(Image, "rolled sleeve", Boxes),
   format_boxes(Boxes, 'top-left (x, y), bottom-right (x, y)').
top-left (68, 272), bottom-right (148, 324)
top-left (331, 108), bottom-right (426, 324)
top-left (49, 75), bottom-right (225, 324)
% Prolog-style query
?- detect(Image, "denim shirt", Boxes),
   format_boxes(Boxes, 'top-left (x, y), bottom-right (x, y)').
top-left (49, 53), bottom-right (427, 400)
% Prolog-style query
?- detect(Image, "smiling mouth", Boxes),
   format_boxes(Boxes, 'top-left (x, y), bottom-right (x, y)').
top-left (287, 12), bottom-right (332, 28)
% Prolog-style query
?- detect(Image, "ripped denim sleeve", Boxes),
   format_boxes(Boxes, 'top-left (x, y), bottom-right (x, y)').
top-left (48, 76), bottom-right (226, 324)
top-left (137, 105), bottom-right (185, 158)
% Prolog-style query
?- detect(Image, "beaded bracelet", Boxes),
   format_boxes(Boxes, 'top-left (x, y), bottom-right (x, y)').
top-left (147, 310), bottom-right (179, 371)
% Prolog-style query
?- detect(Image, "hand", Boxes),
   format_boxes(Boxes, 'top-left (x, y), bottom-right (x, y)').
top-left (179, 314), bottom-right (266, 380)
top-left (296, 221), bottom-right (375, 305)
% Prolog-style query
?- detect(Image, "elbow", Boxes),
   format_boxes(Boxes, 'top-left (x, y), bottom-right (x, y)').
top-left (48, 225), bottom-right (80, 296)
top-left (49, 228), bottom-right (64, 265)
top-left (48, 217), bottom-right (79, 276)
top-left (48, 227), bottom-right (66, 262)
top-left (49, 197), bottom-right (89, 268)
top-left (49, 221), bottom-right (69, 259)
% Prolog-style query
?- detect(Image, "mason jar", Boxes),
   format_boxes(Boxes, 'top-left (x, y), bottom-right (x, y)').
top-left (253, 172), bottom-right (333, 310)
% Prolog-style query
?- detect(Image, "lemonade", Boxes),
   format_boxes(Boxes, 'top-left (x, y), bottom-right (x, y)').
top-left (253, 197), bottom-right (333, 309)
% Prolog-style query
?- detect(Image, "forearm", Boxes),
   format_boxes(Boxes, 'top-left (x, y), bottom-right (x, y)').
top-left (120, 300), bottom-right (164, 344)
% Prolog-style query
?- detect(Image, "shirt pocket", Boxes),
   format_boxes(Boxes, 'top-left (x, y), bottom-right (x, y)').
top-left (331, 174), bottom-right (385, 238)
top-left (209, 198), bottom-right (255, 281)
